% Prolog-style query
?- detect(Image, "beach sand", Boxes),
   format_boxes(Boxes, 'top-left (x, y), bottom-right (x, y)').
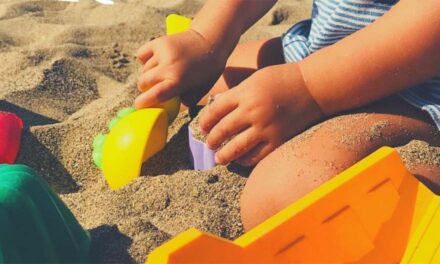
top-left (0, 0), bottom-right (439, 263)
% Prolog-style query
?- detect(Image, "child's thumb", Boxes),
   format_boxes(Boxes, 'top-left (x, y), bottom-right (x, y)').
top-left (134, 80), bottom-right (177, 109)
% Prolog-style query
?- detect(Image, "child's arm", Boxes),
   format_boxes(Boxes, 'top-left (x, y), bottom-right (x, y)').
top-left (298, 0), bottom-right (440, 115)
top-left (190, 0), bottom-right (278, 63)
top-left (199, 0), bottom-right (440, 166)
top-left (135, 0), bottom-right (277, 108)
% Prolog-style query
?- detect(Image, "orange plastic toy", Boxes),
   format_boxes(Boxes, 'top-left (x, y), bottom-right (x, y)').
top-left (147, 147), bottom-right (440, 263)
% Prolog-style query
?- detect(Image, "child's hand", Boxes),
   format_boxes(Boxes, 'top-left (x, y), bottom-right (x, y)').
top-left (199, 63), bottom-right (324, 166)
top-left (135, 30), bottom-right (225, 108)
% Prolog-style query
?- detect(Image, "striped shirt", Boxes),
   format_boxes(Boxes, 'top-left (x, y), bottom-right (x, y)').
top-left (282, 0), bottom-right (440, 130)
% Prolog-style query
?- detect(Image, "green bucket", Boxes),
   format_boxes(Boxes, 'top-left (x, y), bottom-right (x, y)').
top-left (0, 164), bottom-right (90, 263)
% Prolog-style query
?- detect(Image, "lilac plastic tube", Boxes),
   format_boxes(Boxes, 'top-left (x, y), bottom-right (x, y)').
top-left (188, 127), bottom-right (216, 170)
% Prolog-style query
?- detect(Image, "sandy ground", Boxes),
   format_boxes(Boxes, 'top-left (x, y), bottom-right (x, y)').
top-left (0, 0), bottom-right (439, 263)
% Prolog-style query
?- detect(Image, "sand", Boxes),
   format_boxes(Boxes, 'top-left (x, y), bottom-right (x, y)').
top-left (188, 104), bottom-right (208, 143)
top-left (188, 95), bottom-right (215, 143)
top-left (397, 140), bottom-right (440, 167)
top-left (1, 0), bottom-right (439, 263)
top-left (0, 0), bottom-right (310, 262)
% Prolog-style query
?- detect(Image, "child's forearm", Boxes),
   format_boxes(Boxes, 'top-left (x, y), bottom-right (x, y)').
top-left (190, 0), bottom-right (277, 63)
top-left (298, 0), bottom-right (440, 116)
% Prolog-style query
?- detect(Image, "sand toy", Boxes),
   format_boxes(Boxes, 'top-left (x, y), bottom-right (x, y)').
top-left (188, 127), bottom-right (216, 170)
top-left (92, 14), bottom-right (191, 190)
top-left (188, 97), bottom-right (219, 170)
top-left (93, 107), bottom-right (169, 189)
top-left (147, 147), bottom-right (440, 263)
top-left (188, 104), bottom-right (216, 170)
top-left (0, 112), bottom-right (23, 164)
top-left (0, 164), bottom-right (90, 263)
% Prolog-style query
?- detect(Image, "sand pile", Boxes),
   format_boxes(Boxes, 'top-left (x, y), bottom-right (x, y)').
top-left (1, 0), bottom-right (439, 263)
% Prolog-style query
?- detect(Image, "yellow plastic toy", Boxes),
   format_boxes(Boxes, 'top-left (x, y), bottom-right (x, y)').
top-left (93, 14), bottom-right (192, 190)
top-left (101, 108), bottom-right (168, 189)
top-left (166, 14), bottom-right (192, 36)
top-left (147, 147), bottom-right (440, 263)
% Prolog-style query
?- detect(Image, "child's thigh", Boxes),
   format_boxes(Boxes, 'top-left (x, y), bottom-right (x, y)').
top-left (199, 37), bottom-right (284, 104)
top-left (240, 96), bottom-right (440, 230)
top-left (225, 37), bottom-right (284, 69)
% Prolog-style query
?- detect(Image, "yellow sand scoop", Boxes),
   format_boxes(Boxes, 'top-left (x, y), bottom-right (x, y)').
top-left (92, 14), bottom-right (191, 189)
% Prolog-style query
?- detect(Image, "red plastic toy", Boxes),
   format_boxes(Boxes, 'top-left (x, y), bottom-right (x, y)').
top-left (0, 112), bottom-right (23, 164)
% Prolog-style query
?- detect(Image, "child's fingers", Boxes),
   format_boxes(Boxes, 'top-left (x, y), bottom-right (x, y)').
top-left (143, 57), bottom-right (158, 73)
top-left (134, 79), bottom-right (177, 109)
top-left (137, 42), bottom-right (154, 64)
top-left (214, 128), bottom-right (260, 165)
top-left (206, 109), bottom-right (249, 150)
top-left (237, 141), bottom-right (273, 166)
top-left (137, 68), bottom-right (162, 92)
top-left (199, 93), bottom-right (238, 134)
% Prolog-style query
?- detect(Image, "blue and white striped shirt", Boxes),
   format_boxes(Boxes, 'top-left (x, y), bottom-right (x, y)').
top-left (282, 0), bottom-right (440, 130)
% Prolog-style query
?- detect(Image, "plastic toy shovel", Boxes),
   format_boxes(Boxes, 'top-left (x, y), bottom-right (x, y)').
top-left (93, 14), bottom-right (192, 190)
top-left (0, 112), bottom-right (23, 164)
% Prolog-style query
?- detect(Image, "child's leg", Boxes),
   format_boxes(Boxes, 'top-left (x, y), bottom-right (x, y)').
top-left (240, 96), bottom-right (440, 230)
top-left (198, 37), bottom-right (284, 104)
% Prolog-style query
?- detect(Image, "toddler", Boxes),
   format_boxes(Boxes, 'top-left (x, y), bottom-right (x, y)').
top-left (136, 0), bottom-right (440, 230)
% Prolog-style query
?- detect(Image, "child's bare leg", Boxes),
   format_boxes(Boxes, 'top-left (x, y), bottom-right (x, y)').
top-left (198, 37), bottom-right (284, 104)
top-left (240, 96), bottom-right (440, 230)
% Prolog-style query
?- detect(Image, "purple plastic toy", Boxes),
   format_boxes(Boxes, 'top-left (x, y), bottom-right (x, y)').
top-left (188, 127), bottom-right (216, 170)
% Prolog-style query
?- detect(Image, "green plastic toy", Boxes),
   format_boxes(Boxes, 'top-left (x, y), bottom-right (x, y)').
top-left (0, 164), bottom-right (90, 263)
top-left (92, 107), bottom-right (137, 169)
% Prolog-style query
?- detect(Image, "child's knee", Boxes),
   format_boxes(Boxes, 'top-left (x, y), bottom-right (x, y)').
top-left (240, 165), bottom-right (281, 231)
top-left (239, 137), bottom-right (357, 231)
top-left (239, 154), bottom-right (303, 231)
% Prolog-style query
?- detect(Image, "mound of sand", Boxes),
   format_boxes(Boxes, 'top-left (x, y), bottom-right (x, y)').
top-left (1, 0), bottom-right (438, 263)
